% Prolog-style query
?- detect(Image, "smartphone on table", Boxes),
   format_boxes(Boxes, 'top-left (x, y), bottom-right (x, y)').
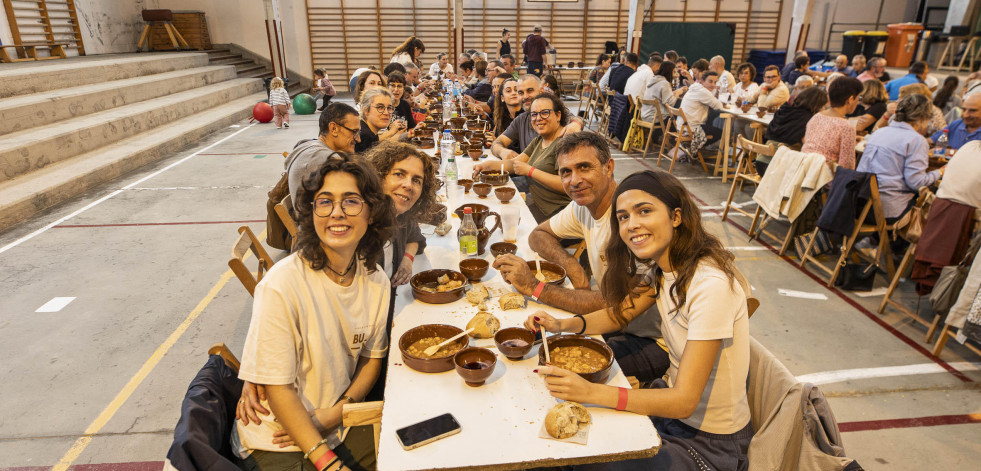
top-left (395, 413), bottom-right (461, 450)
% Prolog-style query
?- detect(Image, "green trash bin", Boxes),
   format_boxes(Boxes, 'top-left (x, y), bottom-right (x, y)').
top-left (864, 31), bottom-right (889, 58)
top-left (842, 31), bottom-right (866, 60)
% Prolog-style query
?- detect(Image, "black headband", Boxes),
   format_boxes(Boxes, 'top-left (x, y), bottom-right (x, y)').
top-left (614, 170), bottom-right (681, 211)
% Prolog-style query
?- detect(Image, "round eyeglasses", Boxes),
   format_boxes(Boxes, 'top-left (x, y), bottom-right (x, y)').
top-left (312, 197), bottom-right (365, 217)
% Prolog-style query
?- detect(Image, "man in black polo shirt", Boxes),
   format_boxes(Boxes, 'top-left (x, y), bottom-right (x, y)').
top-left (608, 52), bottom-right (638, 94)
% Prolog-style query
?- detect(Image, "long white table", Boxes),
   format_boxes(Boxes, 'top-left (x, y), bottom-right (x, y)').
top-left (375, 149), bottom-right (660, 470)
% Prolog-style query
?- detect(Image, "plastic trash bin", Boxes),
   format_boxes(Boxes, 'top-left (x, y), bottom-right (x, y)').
top-left (864, 31), bottom-right (889, 59)
top-left (841, 31), bottom-right (866, 60)
top-left (885, 23), bottom-right (924, 68)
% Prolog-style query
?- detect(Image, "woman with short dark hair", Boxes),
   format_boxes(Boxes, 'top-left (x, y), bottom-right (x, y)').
top-left (849, 79), bottom-right (889, 134)
top-left (801, 76), bottom-right (863, 169)
top-left (756, 87), bottom-right (829, 175)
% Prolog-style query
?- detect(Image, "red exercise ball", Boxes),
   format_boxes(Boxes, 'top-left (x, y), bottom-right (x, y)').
top-left (252, 102), bottom-right (274, 123)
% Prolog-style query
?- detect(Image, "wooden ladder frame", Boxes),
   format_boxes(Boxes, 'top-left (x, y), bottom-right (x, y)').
top-left (2, 0), bottom-right (84, 59)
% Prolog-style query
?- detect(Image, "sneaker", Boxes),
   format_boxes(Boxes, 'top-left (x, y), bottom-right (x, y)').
top-left (284, 122), bottom-right (290, 128)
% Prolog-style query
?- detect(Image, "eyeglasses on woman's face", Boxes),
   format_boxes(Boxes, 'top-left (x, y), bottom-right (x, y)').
top-left (530, 109), bottom-right (555, 120)
top-left (372, 104), bottom-right (395, 114)
top-left (312, 196), bottom-right (365, 217)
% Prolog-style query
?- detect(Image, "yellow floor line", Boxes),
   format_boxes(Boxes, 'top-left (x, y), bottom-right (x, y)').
top-left (52, 231), bottom-right (261, 470)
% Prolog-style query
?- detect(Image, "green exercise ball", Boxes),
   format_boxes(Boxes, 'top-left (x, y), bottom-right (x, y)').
top-left (292, 93), bottom-right (317, 115)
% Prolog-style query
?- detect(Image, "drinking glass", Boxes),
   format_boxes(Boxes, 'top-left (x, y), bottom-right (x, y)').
top-left (502, 206), bottom-right (520, 243)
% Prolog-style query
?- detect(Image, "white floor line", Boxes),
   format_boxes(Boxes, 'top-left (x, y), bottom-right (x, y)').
top-left (0, 123), bottom-right (257, 255)
top-left (36, 296), bottom-right (76, 313)
top-left (778, 288), bottom-right (828, 300)
top-left (725, 246), bottom-right (771, 251)
top-left (796, 362), bottom-right (981, 385)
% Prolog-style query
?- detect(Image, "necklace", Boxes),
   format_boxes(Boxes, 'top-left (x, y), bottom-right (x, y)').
top-left (325, 256), bottom-right (357, 283)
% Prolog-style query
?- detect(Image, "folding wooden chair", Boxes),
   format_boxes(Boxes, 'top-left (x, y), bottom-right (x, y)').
top-left (274, 194), bottom-right (298, 246)
top-left (583, 83), bottom-right (604, 125)
top-left (799, 175), bottom-right (897, 288)
top-left (877, 190), bottom-right (940, 341)
top-left (657, 106), bottom-right (711, 174)
top-left (624, 97), bottom-right (667, 159)
top-left (597, 91), bottom-right (615, 139)
top-left (933, 324), bottom-right (981, 356)
top-left (722, 136), bottom-right (773, 222)
top-left (228, 225), bottom-right (276, 296)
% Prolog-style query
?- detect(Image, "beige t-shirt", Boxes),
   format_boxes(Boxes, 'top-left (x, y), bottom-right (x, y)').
top-left (650, 263), bottom-right (750, 434)
top-left (234, 253), bottom-right (391, 454)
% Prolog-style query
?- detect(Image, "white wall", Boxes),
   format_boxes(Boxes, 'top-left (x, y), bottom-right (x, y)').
top-left (75, 0), bottom-right (159, 54)
top-left (803, 0), bottom-right (921, 51)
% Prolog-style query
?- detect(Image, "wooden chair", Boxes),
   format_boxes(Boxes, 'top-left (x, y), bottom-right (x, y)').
top-left (933, 324), bottom-right (981, 357)
top-left (657, 106), bottom-right (711, 174)
top-left (877, 190), bottom-right (940, 341)
top-left (624, 97), bottom-right (667, 159)
top-left (722, 136), bottom-right (773, 223)
top-left (274, 194), bottom-right (298, 246)
top-left (228, 225), bottom-right (276, 296)
top-left (597, 91), bottom-right (616, 138)
top-left (799, 175), bottom-right (897, 287)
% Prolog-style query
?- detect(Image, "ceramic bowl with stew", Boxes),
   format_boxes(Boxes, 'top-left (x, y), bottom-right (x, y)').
top-left (400, 324), bottom-right (468, 373)
top-left (489, 241), bottom-right (518, 258)
top-left (457, 179), bottom-right (474, 193)
top-left (472, 182), bottom-right (493, 198)
top-left (538, 334), bottom-right (614, 383)
top-left (410, 269), bottom-right (468, 304)
top-left (468, 148), bottom-right (483, 161)
top-left (479, 171), bottom-right (510, 186)
top-left (525, 260), bottom-right (567, 286)
top-left (495, 187), bottom-right (516, 204)
top-left (450, 130), bottom-right (467, 141)
top-left (459, 258), bottom-right (490, 282)
top-left (411, 137), bottom-right (435, 150)
top-left (453, 346), bottom-right (498, 386)
top-left (494, 327), bottom-right (536, 360)
top-left (448, 117), bottom-right (467, 129)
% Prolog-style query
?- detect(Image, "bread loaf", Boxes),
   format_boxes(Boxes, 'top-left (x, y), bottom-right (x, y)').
top-left (466, 311), bottom-right (500, 338)
top-left (544, 402), bottom-right (591, 439)
top-left (499, 292), bottom-right (526, 310)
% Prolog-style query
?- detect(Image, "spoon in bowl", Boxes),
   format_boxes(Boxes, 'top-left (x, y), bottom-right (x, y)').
top-left (423, 327), bottom-right (475, 357)
top-left (534, 253), bottom-right (545, 283)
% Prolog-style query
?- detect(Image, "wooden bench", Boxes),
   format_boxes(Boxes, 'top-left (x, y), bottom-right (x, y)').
top-left (0, 42), bottom-right (68, 63)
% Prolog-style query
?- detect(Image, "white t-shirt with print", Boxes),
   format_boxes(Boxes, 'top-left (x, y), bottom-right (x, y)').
top-left (548, 201), bottom-right (661, 339)
top-left (234, 253), bottom-right (391, 454)
top-left (649, 262), bottom-right (750, 435)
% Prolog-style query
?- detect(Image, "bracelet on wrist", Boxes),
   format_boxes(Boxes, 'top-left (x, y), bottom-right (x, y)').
top-left (304, 438), bottom-right (332, 460)
top-left (616, 387), bottom-right (629, 411)
top-left (404, 252), bottom-right (414, 263)
top-left (574, 314), bottom-right (587, 335)
top-left (531, 281), bottom-right (546, 301)
top-left (527, 167), bottom-right (536, 178)
top-left (317, 456), bottom-right (339, 471)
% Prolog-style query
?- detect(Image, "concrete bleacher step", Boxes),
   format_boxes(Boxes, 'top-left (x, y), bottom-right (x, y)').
top-left (0, 77), bottom-right (263, 183)
top-left (0, 65), bottom-right (239, 135)
top-left (0, 52), bottom-right (210, 98)
top-left (0, 91), bottom-right (268, 229)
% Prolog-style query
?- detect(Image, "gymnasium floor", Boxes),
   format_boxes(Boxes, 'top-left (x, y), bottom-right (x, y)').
top-left (1, 95), bottom-right (979, 470)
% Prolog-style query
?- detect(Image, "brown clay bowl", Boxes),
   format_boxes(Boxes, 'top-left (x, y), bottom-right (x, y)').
top-left (740, 104), bottom-right (752, 113)
top-left (448, 117), bottom-right (467, 129)
top-left (489, 241), bottom-right (518, 258)
top-left (400, 324), bottom-right (468, 373)
top-left (453, 346), bottom-right (498, 386)
top-left (459, 258), bottom-right (490, 281)
top-left (450, 128), bottom-right (467, 139)
top-left (494, 187), bottom-right (516, 204)
top-left (537, 334), bottom-right (614, 383)
top-left (410, 269), bottom-right (468, 304)
top-left (755, 110), bottom-right (766, 118)
top-left (423, 203), bottom-right (446, 225)
top-left (411, 137), bottom-right (435, 150)
top-left (472, 182), bottom-right (492, 198)
top-left (577, 61), bottom-right (586, 68)
top-left (567, 61), bottom-right (575, 68)
top-left (494, 327), bottom-right (535, 360)
top-left (525, 260), bottom-right (567, 286)
top-left (457, 178), bottom-right (474, 193)
top-left (468, 148), bottom-right (484, 161)
top-left (479, 171), bottom-right (510, 186)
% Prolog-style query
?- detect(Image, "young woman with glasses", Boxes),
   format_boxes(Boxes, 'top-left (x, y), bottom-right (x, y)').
top-left (356, 88), bottom-right (404, 154)
top-left (473, 93), bottom-right (572, 222)
top-left (232, 152), bottom-right (396, 471)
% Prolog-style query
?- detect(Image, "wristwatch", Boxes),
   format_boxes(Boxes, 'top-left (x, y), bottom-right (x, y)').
top-left (337, 395), bottom-right (359, 405)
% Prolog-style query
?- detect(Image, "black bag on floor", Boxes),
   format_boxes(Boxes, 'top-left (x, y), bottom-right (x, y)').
top-left (835, 263), bottom-right (877, 291)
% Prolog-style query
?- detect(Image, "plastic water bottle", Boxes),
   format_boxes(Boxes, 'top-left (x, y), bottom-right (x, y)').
top-left (934, 128), bottom-right (949, 158)
top-left (445, 155), bottom-right (458, 182)
top-left (441, 130), bottom-right (454, 174)
top-left (458, 207), bottom-right (478, 256)
top-left (443, 92), bottom-right (453, 121)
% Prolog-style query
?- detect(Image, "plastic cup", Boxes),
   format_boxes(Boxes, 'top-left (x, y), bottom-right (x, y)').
top-left (502, 206), bottom-right (520, 243)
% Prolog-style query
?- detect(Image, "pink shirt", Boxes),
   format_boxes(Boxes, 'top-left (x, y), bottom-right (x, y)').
top-left (801, 113), bottom-right (856, 169)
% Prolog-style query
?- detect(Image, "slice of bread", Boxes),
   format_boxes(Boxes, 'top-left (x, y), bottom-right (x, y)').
top-left (545, 402), bottom-right (591, 439)
top-left (499, 292), bottom-right (526, 310)
top-left (465, 284), bottom-right (489, 305)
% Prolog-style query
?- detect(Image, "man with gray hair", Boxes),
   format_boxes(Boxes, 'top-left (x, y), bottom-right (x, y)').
top-left (849, 54), bottom-right (867, 78)
top-left (858, 57), bottom-right (887, 83)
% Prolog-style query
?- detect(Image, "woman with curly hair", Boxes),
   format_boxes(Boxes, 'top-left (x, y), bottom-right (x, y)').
top-left (233, 152), bottom-right (396, 471)
top-left (353, 69), bottom-right (386, 105)
top-left (390, 36), bottom-right (425, 67)
top-left (527, 170), bottom-right (752, 470)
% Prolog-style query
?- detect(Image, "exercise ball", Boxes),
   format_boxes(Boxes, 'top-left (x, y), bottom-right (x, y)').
top-left (252, 102), bottom-right (273, 123)
top-left (293, 93), bottom-right (317, 115)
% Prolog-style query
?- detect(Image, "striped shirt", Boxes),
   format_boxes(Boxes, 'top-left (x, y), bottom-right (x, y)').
top-left (269, 88), bottom-right (291, 106)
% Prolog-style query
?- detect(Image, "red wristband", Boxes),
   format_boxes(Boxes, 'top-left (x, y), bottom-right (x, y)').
top-left (404, 252), bottom-right (414, 262)
top-left (528, 167), bottom-right (536, 178)
top-left (531, 281), bottom-right (546, 301)
top-left (616, 387), bottom-right (629, 411)
top-left (314, 450), bottom-right (337, 471)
